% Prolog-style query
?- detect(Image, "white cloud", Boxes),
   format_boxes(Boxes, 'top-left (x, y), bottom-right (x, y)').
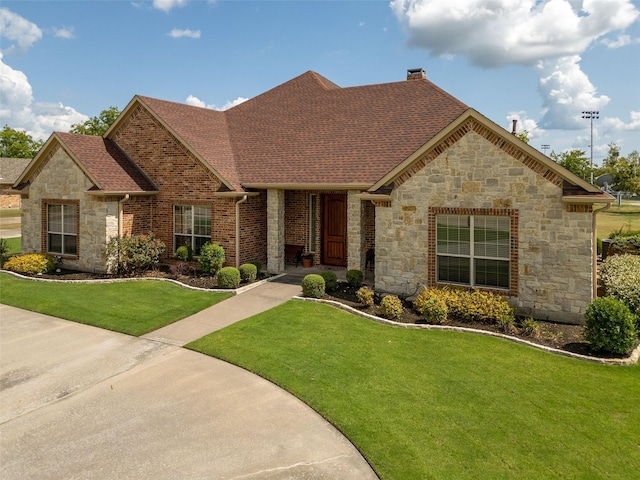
top-left (52, 27), bottom-right (75, 40)
top-left (602, 111), bottom-right (640, 132)
top-left (185, 95), bottom-right (247, 111)
top-left (0, 53), bottom-right (87, 141)
top-left (0, 7), bottom-right (43, 55)
top-left (391, 0), bottom-right (639, 67)
top-left (153, 0), bottom-right (188, 12)
top-left (600, 34), bottom-right (639, 48)
top-left (536, 55), bottom-right (610, 130)
top-left (168, 28), bottom-right (201, 39)
top-left (390, 0), bottom-right (639, 131)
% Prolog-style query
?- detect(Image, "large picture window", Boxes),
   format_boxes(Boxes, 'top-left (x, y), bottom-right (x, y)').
top-left (436, 214), bottom-right (510, 289)
top-left (174, 205), bottom-right (211, 255)
top-left (47, 204), bottom-right (78, 256)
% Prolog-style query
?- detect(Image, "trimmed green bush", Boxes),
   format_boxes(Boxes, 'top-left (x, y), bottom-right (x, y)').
top-left (0, 238), bottom-right (9, 265)
top-left (3, 253), bottom-right (56, 275)
top-left (302, 274), bottom-right (325, 298)
top-left (217, 266), bottom-right (241, 289)
top-left (320, 271), bottom-right (338, 292)
top-left (346, 269), bottom-right (363, 288)
top-left (239, 263), bottom-right (257, 283)
top-left (248, 259), bottom-right (262, 273)
top-left (415, 294), bottom-right (448, 325)
top-left (105, 233), bottom-right (166, 275)
top-left (380, 295), bottom-right (404, 320)
top-left (584, 297), bottom-right (638, 355)
top-left (599, 254), bottom-right (640, 316)
top-left (356, 286), bottom-right (375, 307)
top-left (175, 244), bottom-right (193, 262)
top-left (199, 242), bottom-right (225, 274)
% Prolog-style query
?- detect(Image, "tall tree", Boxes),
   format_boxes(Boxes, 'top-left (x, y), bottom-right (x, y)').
top-left (0, 125), bottom-right (44, 158)
top-left (609, 150), bottom-right (640, 195)
top-left (70, 106), bottom-right (121, 136)
top-left (550, 149), bottom-right (591, 182)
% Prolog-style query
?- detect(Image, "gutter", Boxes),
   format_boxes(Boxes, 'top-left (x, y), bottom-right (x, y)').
top-left (118, 194), bottom-right (130, 237)
top-left (235, 195), bottom-right (248, 268)
top-left (592, 202), bottom-right (612, 299)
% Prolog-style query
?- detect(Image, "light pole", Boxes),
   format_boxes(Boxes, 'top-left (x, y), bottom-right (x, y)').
top-left (541, 144), bottom-right (550, 156)
top-left (582, 111), bottom-right (599, 184)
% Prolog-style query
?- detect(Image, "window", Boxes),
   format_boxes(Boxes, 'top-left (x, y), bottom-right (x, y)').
top-left (436, 214), bottom-right (510, 289)
top-left (174, 205), bottom-right (211, 255)
top-left (47, 204), bottom-right (78, 255)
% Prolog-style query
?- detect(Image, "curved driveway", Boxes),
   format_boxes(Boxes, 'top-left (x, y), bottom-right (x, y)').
top-left (0, 304), bottom-right (378, 479)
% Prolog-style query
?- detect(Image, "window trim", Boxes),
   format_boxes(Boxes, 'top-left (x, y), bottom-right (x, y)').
top-left (173, 204), bottom-right (212, 256)
top-left (428, 207), bottom-right (518, 295)
top-left (42, 199), bottom-right (79, 258)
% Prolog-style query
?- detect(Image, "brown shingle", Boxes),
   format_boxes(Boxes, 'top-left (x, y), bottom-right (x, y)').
top-left (56, 133), bottom-right (156, 192)
top-left (138, 70), bottom-right (468, 190)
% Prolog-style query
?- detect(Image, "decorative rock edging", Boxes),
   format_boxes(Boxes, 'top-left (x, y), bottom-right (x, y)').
top-left (0, 269), bottom-right (286, 295)
top-left (295, 296), bottom-right (640, 366)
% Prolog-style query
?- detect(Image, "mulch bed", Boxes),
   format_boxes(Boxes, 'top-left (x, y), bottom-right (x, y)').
top-left (15, 269), bottom-right (633, 359)
top-left (322, 282), bottom-right (608, 358)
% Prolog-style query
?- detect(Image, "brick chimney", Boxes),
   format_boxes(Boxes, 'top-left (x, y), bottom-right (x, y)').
top-left (407, 68), bottom-right (426, 81)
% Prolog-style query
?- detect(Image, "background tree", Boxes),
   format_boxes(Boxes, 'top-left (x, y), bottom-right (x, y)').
top-left (70, 106), bottom-right (121, 136)
top-left (550, 149), bottom-right (591, 182)
top-left (515, 130), bottom-right (529, 144)
top-left (0, 125), bottom-right (44, 158)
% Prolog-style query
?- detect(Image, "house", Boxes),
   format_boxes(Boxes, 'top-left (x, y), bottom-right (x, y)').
top-left (1, 157), bottom-right (30, 208)
top-left (14, 69), bottom-right (613, 323)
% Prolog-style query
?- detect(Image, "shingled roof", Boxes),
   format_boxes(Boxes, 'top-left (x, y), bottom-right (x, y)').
top-left (16, 133), bottom-right (157, 193)
top-left (134, 70), bottom-right (469, 191)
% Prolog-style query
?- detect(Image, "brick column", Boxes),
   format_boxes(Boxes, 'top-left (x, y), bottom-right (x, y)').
top-left (267, 189), bottom-right (285, 273)
top-left (346, 190), bottom-right (363, 271)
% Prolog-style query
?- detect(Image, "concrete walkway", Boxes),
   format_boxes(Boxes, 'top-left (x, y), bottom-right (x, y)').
top-left (142, 278), bottom-right (302, 346)
top-left (0, 281), bottom-right (378, 479)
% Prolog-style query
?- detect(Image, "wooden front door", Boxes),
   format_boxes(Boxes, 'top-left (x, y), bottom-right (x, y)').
top-left (322, 194), bottom-right (347, 266)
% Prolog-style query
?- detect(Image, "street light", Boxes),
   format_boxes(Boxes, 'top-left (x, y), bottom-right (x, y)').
top-left (582, 110), bottom-right (599, 184)
top-left (541, 144), bottom-right (550, 155)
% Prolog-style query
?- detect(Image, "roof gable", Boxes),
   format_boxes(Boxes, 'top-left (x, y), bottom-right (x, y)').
top-left (15, 133), bottom-right (157, 194)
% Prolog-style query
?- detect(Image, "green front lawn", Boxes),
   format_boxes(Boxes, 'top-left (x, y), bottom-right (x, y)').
top-left (1, 237), bottom-right (20, 255)
top-left (187, 300), bottom-right (640, 480)
top-left (0, 273), bottom-right (232, 336)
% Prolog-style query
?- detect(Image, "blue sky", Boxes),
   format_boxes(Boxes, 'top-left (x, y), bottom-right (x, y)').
top-left (1, 0), bottom-right (639, 165)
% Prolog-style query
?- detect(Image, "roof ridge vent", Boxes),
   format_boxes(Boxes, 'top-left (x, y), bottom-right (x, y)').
top-left (407, 68), bottom-right (426, 81)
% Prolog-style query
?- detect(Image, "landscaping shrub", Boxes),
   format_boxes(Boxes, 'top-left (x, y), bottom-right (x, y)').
top-left (496, 314), bottom-right (517, 334)
top-left (414, 287), bottom-right (449, 324)
top-left (239, 263), bottom-right (257, 283)
top-left (248, 259), bottom-right (262, 273)
top-left (3, 253), bottom-right (56, 275)
top-left (455, 289), bottom-right (515, 324)
top-left (356, 286), bottom-right (375, 307)
top-left (599, 254), bottom-right (640, 316)
top-left (0, 238), bottom-right (9, 266)
top-left (346, 269), bottom-right (363, 288)
top-left (301, 274), bottom-right (325, 298)
top-left (199, 242), bottom-right (225, 274)
top-left (105, 233), bottom-right (166, 275)
top-left (320, 271), bottom-right (338, 292)
top-left (608, 234), bottom-right (640, 255)
top-left (520, 318), bottom-right (541, 338)
top-left (217, 266), bottom-right (241, 289)
top-left (175, 244), bottom-right (193, 262)
top-left (584, 297), bottom-right (638, 355)
top-left (380, 295), bottom-right (404, 320)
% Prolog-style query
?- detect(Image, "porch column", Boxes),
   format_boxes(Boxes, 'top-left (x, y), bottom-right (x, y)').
top-left (267, 189), bottom-right (285, 273)
top-left (346, 190), bottom-right (363, 271)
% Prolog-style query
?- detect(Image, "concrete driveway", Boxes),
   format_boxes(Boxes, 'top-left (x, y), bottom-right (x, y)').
top-left (0, 305), bottom-right (378, 479)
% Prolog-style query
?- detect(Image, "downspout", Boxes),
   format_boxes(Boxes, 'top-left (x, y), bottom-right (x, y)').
top-left (592, 202), bottom-right (611, 298)
top-left (118, 194), bottom-right (130, 237)
top-left (235, 195), bottom-right (248, 268)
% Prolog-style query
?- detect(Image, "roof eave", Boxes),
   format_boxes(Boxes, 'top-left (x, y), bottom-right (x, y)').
top-left (85, 190), bottom-right (160, 197)
top-left (242, 182), bottom-right (371, 190)
top-left (562, 194), bottom-right (615, 204)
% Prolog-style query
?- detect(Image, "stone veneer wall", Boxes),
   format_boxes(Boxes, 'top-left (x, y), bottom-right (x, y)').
top-left (21, 146), bottom-right (118, 273)
top-left (375, 130), bottom-right (593, 324)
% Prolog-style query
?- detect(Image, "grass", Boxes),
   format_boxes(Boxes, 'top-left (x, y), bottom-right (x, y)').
top-left (1, 237), bottom-right (20, 255)
top-left (0, 273), bottom-right (232, 336)
top-left (187, 300), bottom-right (640, 480)
top-left (598, 201), bottom-right (640, 238)
top-left (0, 208), bottom-right (21, 219)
